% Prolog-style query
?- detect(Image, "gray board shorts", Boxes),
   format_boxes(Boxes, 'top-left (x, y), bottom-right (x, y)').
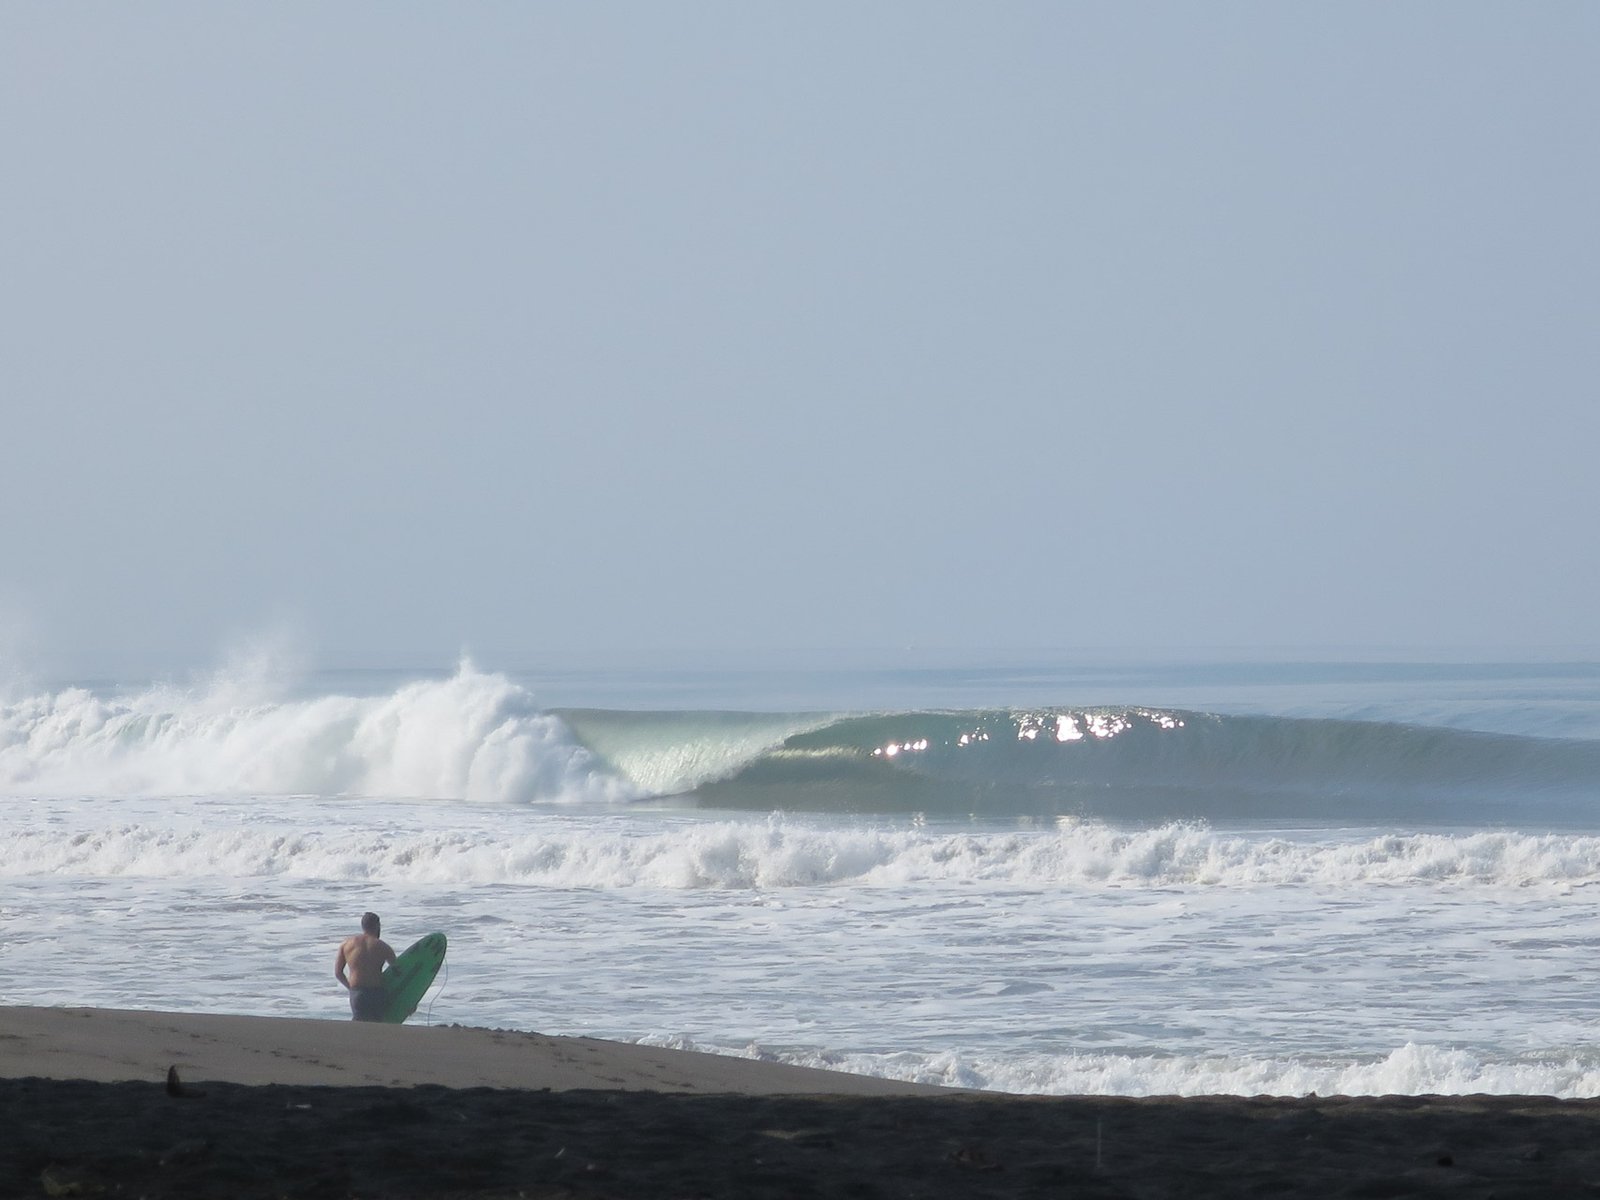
top-left (349, 985), bottom-right (387, 1022)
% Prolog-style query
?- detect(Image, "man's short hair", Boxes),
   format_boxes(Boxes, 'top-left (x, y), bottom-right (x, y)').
top-left (361, 912), bottom-right (381, 935)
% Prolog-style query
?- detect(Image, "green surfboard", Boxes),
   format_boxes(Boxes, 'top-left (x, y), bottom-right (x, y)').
top-left (378, 932), bottom-right (447, 1024)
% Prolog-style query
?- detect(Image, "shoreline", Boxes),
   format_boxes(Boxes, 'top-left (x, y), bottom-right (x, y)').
top-left (0, 1005), bottom-right (934, 1094)
top-left (8, 1008), bottom-right (1600, 1197)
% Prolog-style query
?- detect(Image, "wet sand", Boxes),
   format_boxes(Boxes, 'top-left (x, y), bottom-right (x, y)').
top-left (6, 1007), bottom-right (1599, 1198)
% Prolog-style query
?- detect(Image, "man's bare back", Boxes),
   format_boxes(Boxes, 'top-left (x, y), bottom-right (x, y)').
top-left (336, 912), bottom-right (397, 1020)
top-left (337, 933), bottom-right (394, 988)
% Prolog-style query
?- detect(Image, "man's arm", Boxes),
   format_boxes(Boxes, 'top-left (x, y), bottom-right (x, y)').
top-left (334, 943), bottom-right (351, 990)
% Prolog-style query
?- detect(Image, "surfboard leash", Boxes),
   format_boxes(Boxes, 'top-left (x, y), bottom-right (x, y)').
top-left (423, 957), bottom-right (448, 1025)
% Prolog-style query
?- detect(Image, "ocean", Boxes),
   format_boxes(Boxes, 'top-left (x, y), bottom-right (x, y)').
top-left (5, 657), bottom-right (1600, 1097)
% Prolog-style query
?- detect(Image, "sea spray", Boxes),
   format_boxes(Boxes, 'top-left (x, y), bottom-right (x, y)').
top-left (0, 664), bottom-right (628, 803)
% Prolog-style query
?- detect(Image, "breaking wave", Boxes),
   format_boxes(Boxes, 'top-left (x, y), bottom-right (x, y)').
top-left (12, 817), bottom-right (1600, 890)
top-left (0, 664), bottom-right (627, 804)
top-left (2, 667), bottom-right (1597, 824)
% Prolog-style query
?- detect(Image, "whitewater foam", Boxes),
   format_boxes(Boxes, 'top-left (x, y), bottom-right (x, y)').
top-left (646, 1038), bottom-right (1600, 1098)
top-left (0, 665), bottom-right (629, 804)
top-left (11, 809), bottom-right (1600, 891)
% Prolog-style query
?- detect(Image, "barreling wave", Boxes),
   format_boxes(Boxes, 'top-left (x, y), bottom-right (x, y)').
top-left (13, 818), bottom-right (1600, 890)
top-left (564, 707), bottom-right (1600, 825)
top-left (3, 666), bottom-right (1597, 823)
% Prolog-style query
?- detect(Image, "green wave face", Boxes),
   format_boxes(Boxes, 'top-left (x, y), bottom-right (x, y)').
top-left (564, 708), bottom-right (1600, 826)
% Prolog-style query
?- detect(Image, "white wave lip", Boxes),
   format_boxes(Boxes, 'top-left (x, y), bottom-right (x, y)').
top-left (10, 816), bottom-right (1600, 889)
top-left (0, 665), bottom-right (630, 804)
top-left (557, 710), bottom-right (835, 797)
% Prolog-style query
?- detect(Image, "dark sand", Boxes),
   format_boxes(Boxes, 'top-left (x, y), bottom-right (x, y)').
top-left (7, 1008), bottom-right (1600, 1198)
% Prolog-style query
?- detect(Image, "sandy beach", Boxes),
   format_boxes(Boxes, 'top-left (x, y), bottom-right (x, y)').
top-left (5, 1007), bottom-right (1600, 1198)
top-left (0, 1006), bottom-right (935, 1095)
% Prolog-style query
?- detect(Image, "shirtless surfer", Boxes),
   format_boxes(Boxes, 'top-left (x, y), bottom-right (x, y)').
top-left (335, 911), bottom-right (397, 1021)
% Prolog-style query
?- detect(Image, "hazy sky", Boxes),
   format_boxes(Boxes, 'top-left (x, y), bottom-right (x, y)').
top-left (4, 4), bottom-right (1597, 672)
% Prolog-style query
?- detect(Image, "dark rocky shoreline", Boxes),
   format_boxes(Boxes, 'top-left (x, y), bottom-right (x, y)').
top-left (10, 1079), bottom-right (1600, 1199)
